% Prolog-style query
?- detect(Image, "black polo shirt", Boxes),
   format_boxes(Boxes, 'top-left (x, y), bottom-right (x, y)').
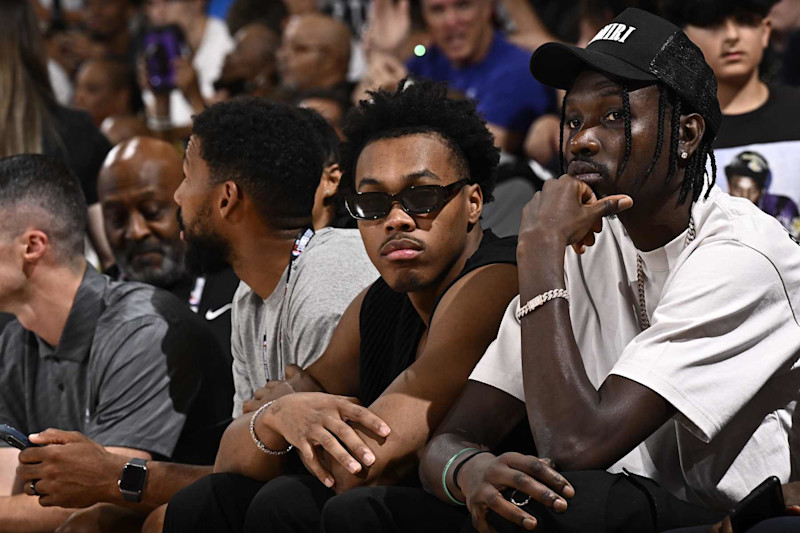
top-left (0, 265), bottom-right (233, 464)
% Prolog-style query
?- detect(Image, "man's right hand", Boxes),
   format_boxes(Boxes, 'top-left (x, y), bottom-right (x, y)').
top-left (256, 393), bottom-right (390, 488)
top-left (457, 452), bottom-right (575, 533)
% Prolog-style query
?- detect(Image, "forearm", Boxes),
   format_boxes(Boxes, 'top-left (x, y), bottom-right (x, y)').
top-left (517, 237), bottom-right (609, 467)
top-left (420, 433), bottom-right (492, 504)
top-left (0, 494), bottom-right (75, 533)
top-left (213, 413), bottom-right (287, 480)
top-left (116, 461), bottom-right (212, 507)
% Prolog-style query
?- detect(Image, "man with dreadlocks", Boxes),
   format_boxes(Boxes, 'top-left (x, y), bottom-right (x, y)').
top-left (412, 7), bottom-right (800, 533)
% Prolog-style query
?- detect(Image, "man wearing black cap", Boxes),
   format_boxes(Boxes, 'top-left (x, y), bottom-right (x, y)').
top-left (417, 7), bottom-right (800, 533)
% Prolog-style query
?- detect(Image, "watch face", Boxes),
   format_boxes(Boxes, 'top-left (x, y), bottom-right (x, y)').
top-left (119, 464), bottom-right (147, 492)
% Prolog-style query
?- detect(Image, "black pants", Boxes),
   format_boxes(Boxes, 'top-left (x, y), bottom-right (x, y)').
top-left (478, 471), bottom-right (725, 533)
top-left (163, 472), bottom-right (468, 533)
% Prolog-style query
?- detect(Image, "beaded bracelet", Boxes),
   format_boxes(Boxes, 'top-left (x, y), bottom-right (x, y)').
top-left (249, 400), bottom-right (294, 455)
top-left (441, 447), bottom-right (477, 506)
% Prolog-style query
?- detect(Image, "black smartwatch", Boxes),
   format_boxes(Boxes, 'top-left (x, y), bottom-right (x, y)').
top-left (118, 457), bottom-right (148, 503)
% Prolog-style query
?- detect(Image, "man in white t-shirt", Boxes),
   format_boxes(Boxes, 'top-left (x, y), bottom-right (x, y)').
top-left (416, 8), bottom-right (800, 533)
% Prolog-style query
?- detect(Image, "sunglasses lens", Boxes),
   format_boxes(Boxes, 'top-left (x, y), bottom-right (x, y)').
top-left (402, 188), bottom-right (443, 213)
top-left (346, 193), bottom-right (390, 219)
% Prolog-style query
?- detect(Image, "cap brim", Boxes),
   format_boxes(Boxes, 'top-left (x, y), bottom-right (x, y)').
top-left (530, 42), bottom-right (657, 90)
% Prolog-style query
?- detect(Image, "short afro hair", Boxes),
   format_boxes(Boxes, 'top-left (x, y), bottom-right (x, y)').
top-left (659, 0), bottom-right (777, 28)
top-left (192, 96), bottom-right (324, 229)
top-left (341, 79), bottom-right (499, 201)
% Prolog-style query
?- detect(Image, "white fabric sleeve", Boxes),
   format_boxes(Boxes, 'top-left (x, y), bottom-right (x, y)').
top-left (610, 241), bottom-right (800, 443)
top-left (469, 295), bottom-right (526, 402)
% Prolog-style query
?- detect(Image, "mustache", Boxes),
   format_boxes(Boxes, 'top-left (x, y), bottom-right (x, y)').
top-left (380, 233), bottom-right (425, 251)
top-left (569, 155), bottom-right (611, 180)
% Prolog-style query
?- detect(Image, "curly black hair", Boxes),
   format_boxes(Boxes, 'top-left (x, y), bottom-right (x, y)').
top-left (341, 79), bottom-right (499, 201)
top-left (192, 96), bottom-right (323, 229)
top-left (659, 0), bottom-right (777, 28)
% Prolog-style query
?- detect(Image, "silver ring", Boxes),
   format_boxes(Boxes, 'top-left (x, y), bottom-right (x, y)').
top-left (509, 489), bottom-right (530, 507)
top-left (30, 479), bottom-right (40, 496)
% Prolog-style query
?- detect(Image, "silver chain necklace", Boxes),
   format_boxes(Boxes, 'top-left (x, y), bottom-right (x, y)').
top-left (636, 215), bottom-right (695, 330)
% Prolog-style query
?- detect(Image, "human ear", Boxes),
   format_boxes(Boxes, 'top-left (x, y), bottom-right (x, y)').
top-left (466, 183), bottom-right (483, 225)
top-left (678, 113), bottom-right (705, 159)
top-left (218, 181), bottom-right (243, 222)
top-left (761, 17), bottom-right (772, 49)
top-left (322, 164), bottom-right (342, 201)
top-left (22, 230), bottom-right (49, 263)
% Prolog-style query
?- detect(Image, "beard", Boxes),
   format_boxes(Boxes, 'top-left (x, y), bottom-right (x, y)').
top-left (177, 206), bottom-right (232, 276)
top-left (114, 237), bottom-right (187, 288)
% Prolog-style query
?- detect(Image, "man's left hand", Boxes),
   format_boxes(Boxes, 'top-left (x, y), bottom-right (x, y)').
top-left (518, 175), bottom-right (633, 255)
top-left (17, 429), bottom-right (125, 508)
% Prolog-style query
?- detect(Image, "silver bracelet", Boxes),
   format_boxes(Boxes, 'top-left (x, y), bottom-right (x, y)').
top-left (515, 289), bottom-right (569, 320)
top-left (249, 400), bottom-right (294, 455)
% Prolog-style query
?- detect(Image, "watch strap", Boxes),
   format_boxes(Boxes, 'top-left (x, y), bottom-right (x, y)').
top-left (118, 457), bottom-right (148, 503)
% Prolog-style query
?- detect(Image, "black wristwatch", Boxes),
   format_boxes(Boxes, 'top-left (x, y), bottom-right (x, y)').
top-left (118, 457), bottom-right (148, 503)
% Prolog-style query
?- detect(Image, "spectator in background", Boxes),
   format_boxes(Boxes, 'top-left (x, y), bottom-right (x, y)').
top-left (295, 107), bottom-right (353, 229)
top-left (73, 57), bottom-right (144, 128)
top-left (767, 0), bottom-right (800, 86)
top-left (361, 0), bottom-right (555, 154)
top-left (211, 22), bottom-right (280, 103)
top-left (143, 0), bottom-right (234, 127)
top-left (298, 87), bottom-right (350, 139)
top-left (48, 0), bottom-right (138, 79)
top-left (662, 0), bottom-right (800, 207)
top-left (0, 0), bottom-right (113, 271)
top-left (101, 114), bottom-right (152, 145)
top-left (98, 137), bottom-right (240, 360)
top-left (0, 154), bottom-right (232, 533)
top-left (277, 13), bottom-right (352, 99)
top-left (725, 150), bottom-right (800, 232)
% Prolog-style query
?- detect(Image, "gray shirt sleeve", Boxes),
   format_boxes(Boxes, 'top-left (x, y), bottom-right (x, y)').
top-left (231, 283), bottom-right (253, 417)
top-left (0, 323), bottom-right (29, 436)
top-left (86, 316), bottom-right (198, 458)
top-left (285, 233), bottom-right (378, 369)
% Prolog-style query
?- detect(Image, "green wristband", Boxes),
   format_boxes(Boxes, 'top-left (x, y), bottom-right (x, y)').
top-left (442, 447), bottom-right (478, 506)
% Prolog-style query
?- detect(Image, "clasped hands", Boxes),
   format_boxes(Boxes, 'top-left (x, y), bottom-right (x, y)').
top-left (253, 392), bottom-right (390, 490)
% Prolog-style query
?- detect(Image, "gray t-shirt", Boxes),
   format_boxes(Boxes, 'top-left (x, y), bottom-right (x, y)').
top-left (231, 227), bottom-right (378, 416)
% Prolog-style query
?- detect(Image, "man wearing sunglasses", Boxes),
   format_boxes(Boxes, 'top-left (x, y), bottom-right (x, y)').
top-left (164, 80), bottom-right (520, 532)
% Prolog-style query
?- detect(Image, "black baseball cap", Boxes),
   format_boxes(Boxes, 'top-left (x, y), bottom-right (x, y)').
top-left (530, 8), bottom-right (722, 138)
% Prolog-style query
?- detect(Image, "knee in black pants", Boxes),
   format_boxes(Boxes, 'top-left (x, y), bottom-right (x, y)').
top-left (164, 473), bottom-right (265, 533)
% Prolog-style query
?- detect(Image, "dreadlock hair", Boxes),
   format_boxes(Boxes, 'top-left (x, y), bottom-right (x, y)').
top-left (557, 81), bottom-right (716, 205)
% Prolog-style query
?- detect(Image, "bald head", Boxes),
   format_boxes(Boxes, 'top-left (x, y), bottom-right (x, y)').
top-left (98, 137), bottom-right (187, 287)
top-left (278, 14), bottom-right (351, 91)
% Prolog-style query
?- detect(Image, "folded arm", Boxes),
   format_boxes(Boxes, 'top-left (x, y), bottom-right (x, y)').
top-left (327, 263), bottom-right (520, 492)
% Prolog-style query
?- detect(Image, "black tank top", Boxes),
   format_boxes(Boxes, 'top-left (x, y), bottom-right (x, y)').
top-left (358, 230), bottom-right (518, 406)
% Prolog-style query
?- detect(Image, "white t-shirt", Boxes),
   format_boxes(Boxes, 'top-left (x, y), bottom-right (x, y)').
top-left (143, 17), bottom-right (234, 127)
top-left (470, 186), bottom-right (800, 510)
